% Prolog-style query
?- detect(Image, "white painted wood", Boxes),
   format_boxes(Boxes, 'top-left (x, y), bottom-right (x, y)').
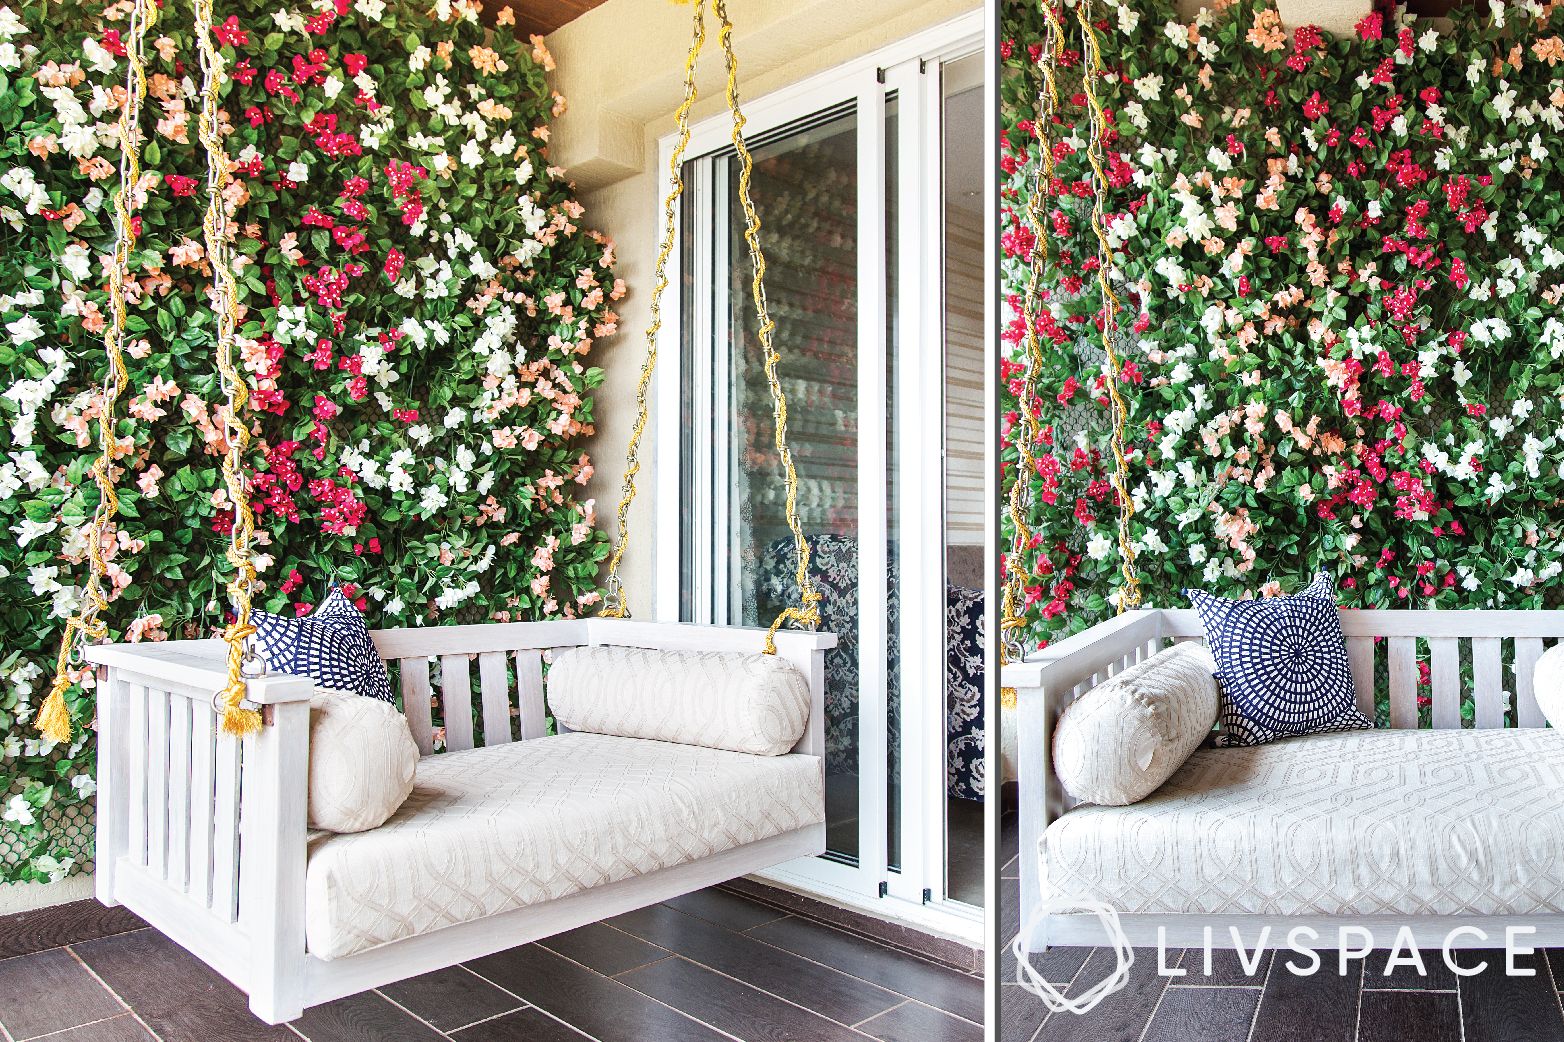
top-left (1346, 637), bottom-right (1376, 721)
top-left (369, 620), bottom-right (588, 658)
top-left (439, 655), bottom-right (474, 752)
top-left (586, 618), bottom-right (837, 655)
top-left (95, 672), bottom-right (129, 908)
top-left (1515, 637), bottom-right (1547, 729)
top-left (239, 699), bottom-right (310, 1025)
top-left (1156, 607), bottom-right (1564, 640)
top-left (477, 652), bottom-right (511, 746)
top-left (187, 702), bottom-right (216, 907)
top-left (1428, 637), bottom-right (1461, 731)
top-left (211, 725), bottom-right (242, 923)
top-left (84, 641), bottom-right (316, 704)
top-left (110, 859), bottom-right (251, 989)
top-left (166, 697), bottom-right (192, 891)
top-left (399, 658), bottom-right (434, 756)
top-left (514, 650), bottom-right (546, 742)
top-left (1471, 637), bottom-right (1504, 730)
top-left (125, 684), bottom-right (147, 869)
top-left (146, 688), bottom-right (169, 880)
top-left (1388, 637), bottom-right (1419, 729)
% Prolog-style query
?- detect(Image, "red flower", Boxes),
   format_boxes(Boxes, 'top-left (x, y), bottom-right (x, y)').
top-left (213, 15), bottom-right (249, 47)
top-left (343, 53), bottom-right (369, 76)
top-left (165, 174), bottom-right (198, 197)
top-left (1356, 11), bottom-right (1383, 40)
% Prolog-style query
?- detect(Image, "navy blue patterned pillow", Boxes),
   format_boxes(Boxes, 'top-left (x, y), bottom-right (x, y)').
top-left (1184, 572), bottom-right (1371, 747)
top-left (253, 587), bottom-right (393, 702)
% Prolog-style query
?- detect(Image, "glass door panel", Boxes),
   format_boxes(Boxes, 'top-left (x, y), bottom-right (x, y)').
top-left (721, 110), bottom-right (866, 866)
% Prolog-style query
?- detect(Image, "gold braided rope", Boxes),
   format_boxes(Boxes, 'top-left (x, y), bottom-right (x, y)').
top-left (36, 0), bottom-right (157, 744)
top-left (601, 0), bottom-right (822, 656)
top-left (999, 0), bottom-right (1067, 711)
top-left (599, 0), bottom-right (706, 620)
top-left (999, 0), bottom-right (1141, 708)
top-left (1074, 0), bottom-right (1140, 613)
top-left (711, 0), bottom-right (822, 655)
top-left (195, 0), bottom-right (263, 736)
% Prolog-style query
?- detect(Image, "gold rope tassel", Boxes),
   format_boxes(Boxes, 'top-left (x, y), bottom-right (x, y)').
top-left (195, 0), bottom-right (263, 737)
top-left (36, 0), bottom-right (155, 743)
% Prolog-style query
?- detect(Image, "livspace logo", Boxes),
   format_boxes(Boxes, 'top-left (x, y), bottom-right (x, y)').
top-left (1158, 925), bottom-right (1547, 979)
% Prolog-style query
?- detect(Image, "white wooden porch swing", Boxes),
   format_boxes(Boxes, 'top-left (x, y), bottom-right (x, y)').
top-left (1000, 0), bottom-right (1564, 1014)
top-left (40, 0), bottom-right (836, 1024)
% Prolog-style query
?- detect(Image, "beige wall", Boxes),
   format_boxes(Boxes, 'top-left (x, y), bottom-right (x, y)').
top-left (546, 0), bottom-right (976, 609)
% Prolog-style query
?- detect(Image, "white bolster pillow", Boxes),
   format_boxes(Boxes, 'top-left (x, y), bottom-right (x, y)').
top-left (1052, 641), bottom-right (1219, 806)
top-left (1536, 642), bottom-right (1564, 729)
top-left (548, 646), bottom-right (811, 756)
top-left (308, 689), bottom-right (418, 833)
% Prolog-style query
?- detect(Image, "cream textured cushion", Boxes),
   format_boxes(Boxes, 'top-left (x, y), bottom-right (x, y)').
top-left (1051, 642), bottom-right (1219, 806)
top-left (548, 646), bottom-right (810, 756)
top-left (308, 689), bottom-right (418, 834)
top-left (1045, 728), bottom-right (1564, 917)
top-left (1536, 643), bottom-right (1564, 728)
top-left (304, 733), bottom-right (824, 959)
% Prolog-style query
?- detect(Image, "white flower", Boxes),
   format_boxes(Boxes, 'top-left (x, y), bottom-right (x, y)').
top-left (0, 42), bottom-right (20, 70)
top-left (460, 139), bottom-right (483, 168)
top-left (80, 35), bottom-right (117, 75)
top-left (70, 775), bottom-right (96, 799)
top-left (0, 7), bottom-right (25, 39)
top-left (60, 242), bottom-right (92, 282)
top-left (7, 313), bottom-right (42, 344)
top-left (1086, 533), bottom-right (1114, 560)
top-left (33, 854), bottom-right (73, 883)
top-left (355, 0), bottom-right (386, 20)
top-left (287, 160), bottom-right (309, 182)
top-left (1133, 74), bottom-right (1164, 102)
top-left (27, 565), bottom-right (59, 596)
top-left (3, 794), bottom-right (34, 827)
top-left (12, 518), bottom-right (56, 547)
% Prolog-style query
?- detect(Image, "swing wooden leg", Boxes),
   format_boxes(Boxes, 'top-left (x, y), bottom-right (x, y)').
top-left (239, 699), bottom-right (311, 1026)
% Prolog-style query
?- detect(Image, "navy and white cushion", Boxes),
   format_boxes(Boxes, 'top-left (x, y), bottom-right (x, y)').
top-left (253, 587), bottom-right (394, 702)
top-left (1184, 571), bottom-right (1371, 747)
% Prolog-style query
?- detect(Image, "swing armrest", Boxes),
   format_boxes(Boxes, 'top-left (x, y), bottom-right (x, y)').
top-left (85, 639), bottom-right (319, 705)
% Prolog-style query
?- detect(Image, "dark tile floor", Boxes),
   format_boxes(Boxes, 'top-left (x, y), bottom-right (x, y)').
top-left (1000, 805), bottom-right (1564, 1042)
top-left (0, 886), bottom-right (982, 1042)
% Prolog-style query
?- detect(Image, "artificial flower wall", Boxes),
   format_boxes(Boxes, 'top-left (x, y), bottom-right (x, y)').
top-left (1000, 1), bottom-right (1564, 697)
top-left (0, 0), bottom-right (620, 881)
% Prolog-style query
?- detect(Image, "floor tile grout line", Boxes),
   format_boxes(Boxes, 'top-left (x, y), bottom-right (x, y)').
top-left (461, 948), bottom-right (741, 1042)
top-left (15, 1013), bottom-right (140, 1042)
top-left (440, 1003), bottom-right (530, 1035)
top-left (1135, 956), bottom-right (1173, 1042)
top-left (371, 985), bottom-right (461, 1038)
top-left (61, 946), bottom-right (162, 1042)
top-left (1352, 961), bottom-right (1365, 1042)
top-left (850, 997), bottom-right (909, 1029)
top-left (446, 964), bottom-right (616, 1042)
top-left (1243, 946), bottom-right (1278, 1042)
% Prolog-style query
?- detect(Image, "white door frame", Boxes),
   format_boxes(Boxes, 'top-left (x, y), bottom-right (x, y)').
top-left (650, 10), bottom-right (984, 941)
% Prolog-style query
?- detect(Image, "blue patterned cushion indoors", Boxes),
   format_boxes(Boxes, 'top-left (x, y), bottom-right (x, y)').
top-left (253, 587), bottom-right (394, 702)
top-left (1184, 571), bottom-right (1371, 747)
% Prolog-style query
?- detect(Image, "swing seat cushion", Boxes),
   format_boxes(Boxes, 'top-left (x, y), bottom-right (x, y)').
top-left (548, 646), bottom-right (811, 756)
top-left (1043, 728), bottom-right (1564, 918)
top-left (303, 732), bottom-right (823, 960)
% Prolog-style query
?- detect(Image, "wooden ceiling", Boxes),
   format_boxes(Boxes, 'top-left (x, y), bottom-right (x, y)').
top-left (480, 0), bottom-right (611, 40)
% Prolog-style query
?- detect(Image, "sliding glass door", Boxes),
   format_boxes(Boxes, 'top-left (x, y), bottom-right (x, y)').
top-left (656, 18), bottom-right (983, 939)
